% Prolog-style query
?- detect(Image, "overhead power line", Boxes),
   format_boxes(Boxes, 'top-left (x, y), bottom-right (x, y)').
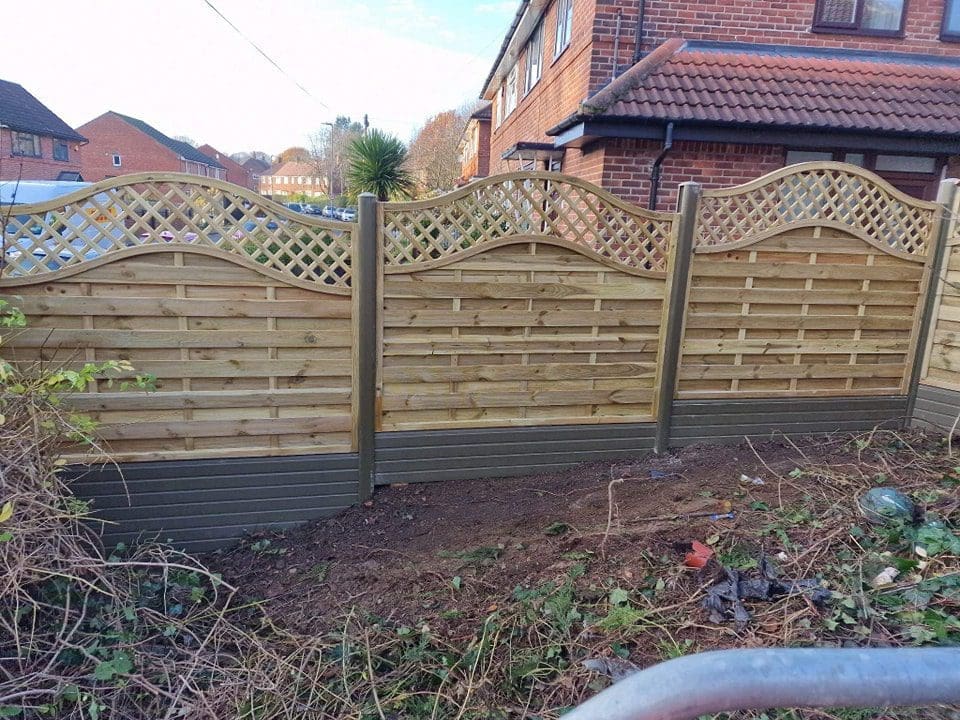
top-left (201, 0), bottom-right (330, 110)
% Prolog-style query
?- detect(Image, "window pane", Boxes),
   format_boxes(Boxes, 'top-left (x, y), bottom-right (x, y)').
top-left (874, 155), bottom-right (938, 174)
top-left (861, 0), bottom-right (904, 29)
top-left (945, 0), bottom-right (960, 34)
top-left (843, 153), bottom-right (866, 167)
top-left (786, 150), bottom-right (833, 164)
top-left (818, 0), bottom-right (857, 24)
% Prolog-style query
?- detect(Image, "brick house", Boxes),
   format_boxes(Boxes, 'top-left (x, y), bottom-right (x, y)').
top-left (197, 144), bottom-right (255, 190)
top-left (457, 102), bottom-right (493, 185)
top-left (259, 160), bottom-right (326, 198)
top-left (77, 111), bottom-right (225, 182)
top-left (0, 78), bottom-right (86, 182)
top-left (242, 157), bottom-right (271, 193)
top-left (480, 0), bottom-right (960, 208)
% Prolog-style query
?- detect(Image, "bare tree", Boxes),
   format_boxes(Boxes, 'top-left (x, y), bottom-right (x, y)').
top-left (309, 116), bottom-right (364, 198)
top-left (407, 107), bottom-right (471, 195)
top-left (173, 135), bottom-right (199, 148)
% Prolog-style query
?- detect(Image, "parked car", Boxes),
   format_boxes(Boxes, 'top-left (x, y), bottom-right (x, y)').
top-left (322, 205), bottom-right (337, 218)
top-left (285, 202), bottom-right (304, 213)
top-left (2, 181), bottom-right (126, 273)
top-left (337, 207), bottom-right (357, 222)
top-left (303, 204), bottom-right (322, 215)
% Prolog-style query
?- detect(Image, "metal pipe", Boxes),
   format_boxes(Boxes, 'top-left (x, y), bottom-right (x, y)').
top-left (564, 648), bottom-right (960, 720)
top-left (612, 10), bottom-right (622, 81)
top-left (647, 121), bottom-right (674, 211)
top-left (632, 0), bottom-right (647, 63)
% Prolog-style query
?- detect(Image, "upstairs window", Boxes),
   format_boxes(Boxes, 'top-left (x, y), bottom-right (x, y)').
top-left (813, 0), bottom-right (906, 36)
top-left (112, 154), bottom-right (122, 167)
top-left (554, 0), bottom-right (573, 57)
top-left (495, 85), bottom-right (505, 127)
top-left (943, 0), bottom-right (960, 39)
top-left (12, 132), bottom-right (41, 157)
top-left (504, 64), bottom-right (519, 117)
top-left (524, 23), bottom-right (543, 93)
top-left (53, 141), bottom-right (69, 161)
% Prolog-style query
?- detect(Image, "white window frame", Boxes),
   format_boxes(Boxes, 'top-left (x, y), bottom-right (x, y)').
top-left (504, 64), bottom-right (519, 117)
top-left (554, 0), bottom-right (573, 58)
top-left (495, 85), bottom-right (505, 127)
top-left (112, 154), bottom-right (122, 167)
top-left (524, 22), bottom-right (543, 94)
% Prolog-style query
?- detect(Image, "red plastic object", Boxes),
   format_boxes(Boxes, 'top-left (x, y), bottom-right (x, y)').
top-left (684, 540), bottom-right (714, 568)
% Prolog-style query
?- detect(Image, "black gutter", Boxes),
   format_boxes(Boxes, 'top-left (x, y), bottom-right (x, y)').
top-left (647, 122), bottom-right (674, 211)
top-left (548, 114), bottom-right (960, 144)
top-left (479, 0), bottom-right (530, 98)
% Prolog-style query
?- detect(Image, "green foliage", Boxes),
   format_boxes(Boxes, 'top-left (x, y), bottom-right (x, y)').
top-left (345, 129), bottom-right (416, 201)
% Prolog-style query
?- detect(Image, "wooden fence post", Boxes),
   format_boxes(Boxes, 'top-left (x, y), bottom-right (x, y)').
top-left (354, 193), bottom-right (378, 500)
top-left (904, 178), bottom-right (959, 426)
top-left (654, 181), bottom-right (701, 454)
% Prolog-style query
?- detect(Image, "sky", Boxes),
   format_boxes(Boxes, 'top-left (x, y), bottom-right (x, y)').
top-left (4, 0), bottom-right (517, 156)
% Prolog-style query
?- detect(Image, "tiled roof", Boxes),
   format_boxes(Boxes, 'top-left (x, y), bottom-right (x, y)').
top-left (242, 157), bottom-right (271, 173)
top-left (264, 160), bottom-right (319, 177)
top-left (564, 41), bottom-right (960, 137)
top-left (0, 78), bottom-right (86, 142)
top-left (112, 112), bottom-right (225, 168)
top-left (198, 144), bottom-right (249, 177)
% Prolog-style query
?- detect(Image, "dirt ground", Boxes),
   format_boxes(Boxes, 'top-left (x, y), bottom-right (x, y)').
top-left (211, 430), bottom-right (960, 718)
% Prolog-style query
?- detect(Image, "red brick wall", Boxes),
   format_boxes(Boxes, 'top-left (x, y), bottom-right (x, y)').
top-left (640, 0), bottom-right (958, 56)
top-left (198, 145), bottom-right (253, 190)
top-left (77, 113), bottom-right (179, 182)
top-left (0, 128), bottom-right (84, 182)
top-left (488, 0), bottom-right (597, 174)
top-left (599, 138), bottom-right (785, 209)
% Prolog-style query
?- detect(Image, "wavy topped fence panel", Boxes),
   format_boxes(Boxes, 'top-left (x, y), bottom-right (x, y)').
top-left (697, 162), bottom-right (938, 258)
top-left (381, 172), bottom-right (675, 274)
top-left (0, 173), bottom-right (353, 290)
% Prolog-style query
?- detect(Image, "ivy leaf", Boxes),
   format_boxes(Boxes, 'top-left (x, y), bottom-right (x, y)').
top-left (609, 587), bottom-right (630, 606)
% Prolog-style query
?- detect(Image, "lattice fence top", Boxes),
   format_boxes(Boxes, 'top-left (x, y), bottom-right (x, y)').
top-left (0, 173), bottom-right (353, 290)
top-left (696, 162), bottom-right (938, 257)
top-left (381, 172), bottom-right (674, 274)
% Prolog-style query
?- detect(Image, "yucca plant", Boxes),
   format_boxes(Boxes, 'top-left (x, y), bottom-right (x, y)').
top-left (345, 129), bottom-right (416, 201)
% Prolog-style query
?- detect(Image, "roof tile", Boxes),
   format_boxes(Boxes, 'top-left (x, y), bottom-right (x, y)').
top-left (582, 42), bottom-right (960, 136)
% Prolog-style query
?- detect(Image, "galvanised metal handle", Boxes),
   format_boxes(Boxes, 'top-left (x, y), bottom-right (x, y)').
top-left (564, 648), bottom-right (960, 720)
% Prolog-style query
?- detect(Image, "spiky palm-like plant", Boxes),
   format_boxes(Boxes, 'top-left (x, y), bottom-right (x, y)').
top-left (345, 130), bottom-right (416, 201)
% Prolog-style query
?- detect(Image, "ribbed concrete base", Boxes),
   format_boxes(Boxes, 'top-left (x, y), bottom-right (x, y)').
top-left (68, 453), bottom-right (360, 553)
top-left (374, 423), bottom-right (657, 485)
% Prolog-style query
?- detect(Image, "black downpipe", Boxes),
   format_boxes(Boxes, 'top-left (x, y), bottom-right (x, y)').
top-left (632, 0), bottom-right (647, 63)
top-left (648, 122), bottom-right (674, 211)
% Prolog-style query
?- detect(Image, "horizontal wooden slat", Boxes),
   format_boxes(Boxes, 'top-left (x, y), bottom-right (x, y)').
top-left (679, 363), bottom-right (905, 381)
top-left (381, 388), bottom-right (654, 411)
top-left (384, 280), bottom-right (664, 300)
top-left (693, 261), bottom-right (923, 281)
top-left (96, 415), bottom-right (351, 441)
top-left (67, 388), bottom-right (350, 411)
top-left (15, 295), bottom-right (350, 318)
top-left (688, 288), bottom-right (918, 306)
top-left (382, 362), bottom-right (654, 383)
top-left (382, 309), bottom-right (660, 328)
top-left (11, 328), bottom-right (351, 349)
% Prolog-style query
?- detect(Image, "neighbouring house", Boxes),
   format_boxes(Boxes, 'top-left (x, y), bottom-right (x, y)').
top-left (480, 0), bottom-right (960, 207)
top-left (0, 78), bottom-right (86, 182)
top-left (457, 101), bottom-right (492, 185)
top-left (76, 111), bottom-right (225, 182)
top-left (242, 157), bottom-right (271, 193)
top-left (197, 144), bottom-right (255, 190)
top-left (259, 160), bottom-right (326, 198)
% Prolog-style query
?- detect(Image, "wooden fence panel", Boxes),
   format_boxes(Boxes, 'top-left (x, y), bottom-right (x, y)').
top-left (920, 186), bottom-right (960, 391)
top-left (380, 238), bottom-right (667, 430)
top-left (377, 173), bottom-right (675, 433)
top-left (680, 164), bottom-right (937, 400)
top-left (1, 174), bottom-right (355, 463)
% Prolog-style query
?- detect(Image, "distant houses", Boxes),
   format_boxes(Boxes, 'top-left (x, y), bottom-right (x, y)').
top-left (0, 76), bottom-right (314, 197)
top-left (76, 112), bottom-right (226, 182)
top-left (258, 160), bottom-right (326, 197)
top-left (0, 78), bottom-right (86, 182)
